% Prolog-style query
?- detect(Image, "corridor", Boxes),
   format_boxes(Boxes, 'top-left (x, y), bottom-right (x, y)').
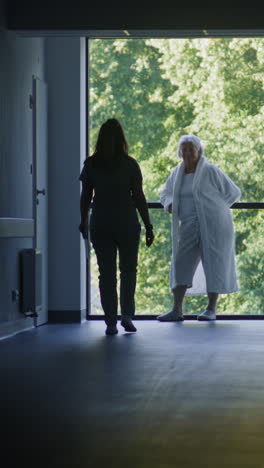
top-left (2, 319), bottom-right (264, 467)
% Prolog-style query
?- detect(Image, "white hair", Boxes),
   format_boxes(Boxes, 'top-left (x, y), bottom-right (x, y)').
top-left (177, 134), bottom-right (205, 159)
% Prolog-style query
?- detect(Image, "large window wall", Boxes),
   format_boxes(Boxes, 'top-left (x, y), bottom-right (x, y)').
top-left (88, 36), bottom-right (264, 316)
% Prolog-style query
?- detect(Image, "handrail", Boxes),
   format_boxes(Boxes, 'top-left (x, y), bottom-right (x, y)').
top-left (0, 218), bottom-right (34, 238)
top-left (147, 202), bottom-right (264, 209)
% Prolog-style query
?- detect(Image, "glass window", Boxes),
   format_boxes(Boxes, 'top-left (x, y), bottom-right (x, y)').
top-left (88, 37), bottom-right (264, 316)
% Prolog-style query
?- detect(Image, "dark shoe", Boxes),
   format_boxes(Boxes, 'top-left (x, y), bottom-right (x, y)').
top-left (121, 318), bottom-right (137, 332)
top-left (105, 325), bottom-right (118, 335)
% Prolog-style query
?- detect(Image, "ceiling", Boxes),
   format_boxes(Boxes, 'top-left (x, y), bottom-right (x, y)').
top-left (5, 3), bottom-right (264, 35)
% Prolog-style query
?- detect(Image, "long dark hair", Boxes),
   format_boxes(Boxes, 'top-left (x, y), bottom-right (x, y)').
top-left (92, 118), bottom-right (129, 169)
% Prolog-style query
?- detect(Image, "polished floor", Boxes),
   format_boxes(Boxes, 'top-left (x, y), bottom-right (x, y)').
top-left (2, 319), bottom-right (264, 468)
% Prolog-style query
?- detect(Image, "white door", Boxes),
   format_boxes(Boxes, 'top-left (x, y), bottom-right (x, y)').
top-left (33, 77), bottom-right (48, 325)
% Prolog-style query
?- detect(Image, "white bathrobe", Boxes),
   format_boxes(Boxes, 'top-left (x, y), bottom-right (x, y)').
top-left (160, 155), bottom-right (242, 295)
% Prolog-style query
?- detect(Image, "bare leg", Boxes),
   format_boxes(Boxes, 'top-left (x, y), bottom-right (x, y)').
top-left (157, 285), bottom-right (188, 321)
top-left (207, 292), bottom-right (219, 313)
top-left (172, 285), bottom-right (188, 315)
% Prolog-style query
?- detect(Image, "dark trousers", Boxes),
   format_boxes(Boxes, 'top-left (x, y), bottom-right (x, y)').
top-left (90, 224), bottom-right (141, 325)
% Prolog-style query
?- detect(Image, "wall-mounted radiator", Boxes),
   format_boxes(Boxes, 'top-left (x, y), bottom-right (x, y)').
top-left (20, 249), bottom-right (42, 316)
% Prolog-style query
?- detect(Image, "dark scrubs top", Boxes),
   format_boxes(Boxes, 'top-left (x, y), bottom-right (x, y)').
top-left (79, 155), bottom-right (142, 229)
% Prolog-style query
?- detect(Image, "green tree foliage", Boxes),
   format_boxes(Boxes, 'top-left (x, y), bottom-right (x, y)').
top-left (89, 39), bottom-right (176, 162)
top-left (89, 37), bottom-right (264, 315)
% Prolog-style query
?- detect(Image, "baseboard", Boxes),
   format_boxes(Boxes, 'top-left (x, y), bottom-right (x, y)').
top-left (48, 309), bottom-right (87, 323)
top-left (87, 314), bottom-right (264, 320)
top-left (0, 317), bottom-right (34, 340)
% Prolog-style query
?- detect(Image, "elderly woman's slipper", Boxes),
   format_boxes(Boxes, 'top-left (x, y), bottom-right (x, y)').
top-left (197, 309), bottom-right (216, 321)
top-left (157, 310), bottom-right (184, 322)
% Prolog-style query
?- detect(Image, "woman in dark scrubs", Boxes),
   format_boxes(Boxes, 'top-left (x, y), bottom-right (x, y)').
top-left (79, 119), bottom-right (154, 335)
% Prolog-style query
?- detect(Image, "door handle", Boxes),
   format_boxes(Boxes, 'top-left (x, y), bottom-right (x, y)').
top-left (36, 189), bottom-right (46, 196)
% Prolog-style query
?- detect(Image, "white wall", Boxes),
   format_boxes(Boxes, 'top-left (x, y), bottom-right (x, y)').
top-left (0, 3), bottom-right (87, 335)
top-left (0, 17), bottom-right (45, 337)
top-left (45, 37), bottom-right (86, 320)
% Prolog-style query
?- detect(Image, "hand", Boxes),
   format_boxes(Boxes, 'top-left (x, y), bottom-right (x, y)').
top-left (79, 220), bottom-right (88, 239)
top-left (145, 225), bottom-right (154, 247)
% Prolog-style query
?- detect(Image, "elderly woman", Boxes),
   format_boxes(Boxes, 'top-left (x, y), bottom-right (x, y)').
top-left (158, 134), bottom-right (241, 322)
